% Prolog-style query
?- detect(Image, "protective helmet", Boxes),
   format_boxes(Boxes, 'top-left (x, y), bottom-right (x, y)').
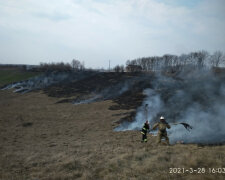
top-left (160, 116), bottom-right (165, 120)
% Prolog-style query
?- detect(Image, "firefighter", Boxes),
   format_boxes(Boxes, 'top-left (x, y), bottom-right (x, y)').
top-left (141, 120), bottom-right (150, 142)
top-left (152, 116), bottom-right (171, 145)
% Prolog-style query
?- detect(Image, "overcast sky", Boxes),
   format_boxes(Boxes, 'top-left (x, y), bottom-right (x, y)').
top-left (0, 0), bottom-right (225, 68)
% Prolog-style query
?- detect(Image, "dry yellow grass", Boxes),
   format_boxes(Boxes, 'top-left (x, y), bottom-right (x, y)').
top-left (0, 90), bottom-right (225, 180)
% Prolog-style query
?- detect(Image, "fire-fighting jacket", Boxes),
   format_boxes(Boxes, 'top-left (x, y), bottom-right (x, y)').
top-left (152, 122), bottom-right (171, 134)
top-left (141, 123), bottom-right (150, 134)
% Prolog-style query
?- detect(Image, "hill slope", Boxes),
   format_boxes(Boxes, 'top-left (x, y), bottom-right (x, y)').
top-left (0, 69), bottom-right (41, 87)
top-left (0, 90), bottom-right (224, 180)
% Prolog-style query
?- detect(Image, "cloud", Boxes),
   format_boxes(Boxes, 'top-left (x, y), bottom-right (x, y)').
top-left (0, 0), bottom-right (225, 67)
top-left (32, 12), bottom-right (71, 22)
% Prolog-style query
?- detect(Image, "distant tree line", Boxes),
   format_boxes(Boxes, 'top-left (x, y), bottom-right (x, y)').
top-left (38, 59), bottom-right (85, 72)
top-left (2, 50), bottom-right (224, 73)
top-left (0, 64), bottom-right (27, 71)
top-left (124, 50), bottom-right (225, 72)
top-left (39, 62), bottom-right (72, 72)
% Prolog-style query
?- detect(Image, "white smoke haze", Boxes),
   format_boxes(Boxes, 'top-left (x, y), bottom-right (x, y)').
top-left (169, 103), bottom-right (225, 144)
top-left (115, 89), bottom-right (163, 131)
top-left (116, 69), bottom-right (225, 144)
top-left (1, 71), bottom-right (138, 105)
top-left (2, 67), bottom-right (225, 144)
top-left (72, 77), bottom-right (140, 105)
top-left (1, 72), bottom-right (70, 93)
top-left (73, 94), bottom-right (102, 105)
top-left (1, 71), bottom-right (96, 93)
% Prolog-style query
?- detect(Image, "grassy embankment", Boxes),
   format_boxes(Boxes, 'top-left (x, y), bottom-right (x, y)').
top-left (0, 70), bottom-right (41, 87)
top-left (0, 90), bottom-right (224, 180)
top-left (0, 70), bottom-right (225, 180)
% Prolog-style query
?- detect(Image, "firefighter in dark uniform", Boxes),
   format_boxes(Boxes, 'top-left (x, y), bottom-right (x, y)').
top-left (141, 120), bottom-right (150, 142)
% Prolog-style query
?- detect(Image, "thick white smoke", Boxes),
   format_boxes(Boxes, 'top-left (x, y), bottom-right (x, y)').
top-left (115, 89), bottom-right (163, 131)
top-left (116, 69), bottom-right (225, 144)
top-left (168, 103), bottom-right (225, 144)
top-left (168, 81), bottom-right (225, 144)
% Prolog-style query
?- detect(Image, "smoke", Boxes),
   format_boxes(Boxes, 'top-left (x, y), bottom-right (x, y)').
top-left (73, 78), bottom-right (137, 105)
top-left (115, 89), bottom-right (163, 131)
top-left (3, 68), bottom-right (225, 144)
top-left (116, 69), bottom-right (225, 144)
top-left (169, 102), bottom-right (225, 144)
top-left (1, 71), bottom-right (96, 93)
top-left (73, 94), bottom-right (102, 105)
top-left (1, 72), bottom-right (69, 93)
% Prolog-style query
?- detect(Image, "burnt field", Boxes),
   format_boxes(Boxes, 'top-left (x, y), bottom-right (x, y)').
top-left (0, 70), bottom-right (225, 180)
top-left (44, 72), bottom-right (151, 109)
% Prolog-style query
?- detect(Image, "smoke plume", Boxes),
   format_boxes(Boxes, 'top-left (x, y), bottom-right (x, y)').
top-left (73, 79), bottom-right (136, 105)
top-left (116, 68), bottom-right (225, 144)
top-left (1, 71), bottom-right (96, 93)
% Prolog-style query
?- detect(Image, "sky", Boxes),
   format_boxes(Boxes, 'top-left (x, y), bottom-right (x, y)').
top-left (0, 0), bottom-right (225, 68)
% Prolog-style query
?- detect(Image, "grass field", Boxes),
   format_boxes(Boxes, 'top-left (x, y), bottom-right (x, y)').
top-left (0, 70), bottom-right (41, 87)
top-left (0, 90), bottom-right (224, 180)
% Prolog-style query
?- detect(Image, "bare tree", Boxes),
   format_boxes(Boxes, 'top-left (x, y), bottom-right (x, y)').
top-left (222, 54), bottom-right (225, 66)
top-left (210, 51), bottom-right (223, 67)
top-left (114, 65), bottom-right (124, 72)
top-left (71, 59), bottom-right (81, 70)
top-left (126, 64), bottom-right (142, 72)
top-left (196, 50), bottom-right (209, 69)
top-left (71, 59), bottom-right (85, 71)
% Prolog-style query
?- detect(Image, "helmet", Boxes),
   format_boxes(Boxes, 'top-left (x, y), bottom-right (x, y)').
top-left (160, 116), bottom-right (165, 120)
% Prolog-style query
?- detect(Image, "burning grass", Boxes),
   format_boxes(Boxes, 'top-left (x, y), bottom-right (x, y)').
top-left (0, 90), bottom-right (225, 180)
